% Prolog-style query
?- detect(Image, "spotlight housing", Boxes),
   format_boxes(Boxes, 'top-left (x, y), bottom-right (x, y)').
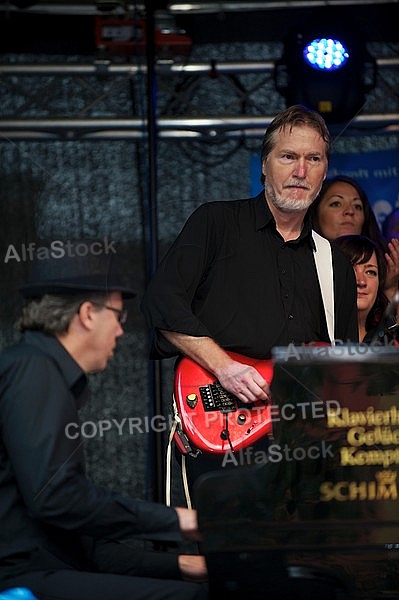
top-left (274, 13), bottom-right (377, 123)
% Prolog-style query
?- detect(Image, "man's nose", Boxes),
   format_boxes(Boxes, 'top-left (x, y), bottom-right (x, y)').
top-left (292, 159), bottom-right (307, 178)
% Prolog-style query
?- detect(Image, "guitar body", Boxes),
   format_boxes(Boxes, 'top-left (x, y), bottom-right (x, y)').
top-left (174, 351), bottom-right (274, 454)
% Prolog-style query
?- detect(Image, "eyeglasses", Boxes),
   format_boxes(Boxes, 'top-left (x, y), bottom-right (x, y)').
top-left (91, 302), bottom-right (128, 325)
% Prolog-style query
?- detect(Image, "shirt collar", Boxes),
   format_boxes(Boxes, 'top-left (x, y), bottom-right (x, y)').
top-left (254, 191), bottom-right (315, 248)
top-left (22, 330), bottom-right (88, 405)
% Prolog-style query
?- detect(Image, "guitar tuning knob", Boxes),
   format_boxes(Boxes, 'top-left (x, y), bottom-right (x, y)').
top-left (186, 393), bottom-right (198, 409)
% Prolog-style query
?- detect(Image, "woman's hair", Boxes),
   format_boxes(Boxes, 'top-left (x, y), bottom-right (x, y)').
top-left (310, 175), bottom-right (386, 250)
top-left (260, 104), bottom-right (331, 185)
top-left (17, 292), bottom-right (108, 336)
top-left (333, 234), bottom-right (388, 332)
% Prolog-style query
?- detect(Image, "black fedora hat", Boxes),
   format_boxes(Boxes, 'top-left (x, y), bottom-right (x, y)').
top-left (18, 239), bottom-right (136, 299)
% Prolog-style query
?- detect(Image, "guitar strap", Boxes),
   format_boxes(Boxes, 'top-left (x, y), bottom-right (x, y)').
top-left (312, 230), bottom-right (335, 345)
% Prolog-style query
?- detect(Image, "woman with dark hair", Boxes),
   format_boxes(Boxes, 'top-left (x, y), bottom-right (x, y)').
top-left (333, 234), bottom-right (397, 343)
top-left (310, 175), bottom-right (399, 300)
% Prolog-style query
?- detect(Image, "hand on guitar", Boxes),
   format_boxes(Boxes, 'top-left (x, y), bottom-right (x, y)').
top-left (161, 330), bottom-right (271, 406)
top-left (213, 359), bottom-right (271, 404)
top-left (174, 350), bottom-right (274, 453)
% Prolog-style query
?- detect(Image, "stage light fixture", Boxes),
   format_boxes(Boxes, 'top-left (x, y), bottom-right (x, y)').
top-left (303, 37), bottom-right (349, 71)
top-left (274, 14), bottom-right (377, 123)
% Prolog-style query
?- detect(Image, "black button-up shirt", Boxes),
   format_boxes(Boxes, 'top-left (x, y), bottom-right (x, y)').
top-left (142, 194), bottom-right (358, 359)
top-left (0, 330), bottom-right (179, 577)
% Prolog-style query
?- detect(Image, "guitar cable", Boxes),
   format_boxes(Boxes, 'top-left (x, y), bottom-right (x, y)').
top-left (165, 412), bottom-right (177, 508)
top-left (222, 412), bottom-right (235, 453)
top-left (166, 396), bottom-right (237, 509)
top-left (165, 394), bottom-right (193, 509)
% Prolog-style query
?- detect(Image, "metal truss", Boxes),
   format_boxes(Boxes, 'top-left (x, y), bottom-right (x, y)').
top-left (1, 57), bottom-right (399, 140)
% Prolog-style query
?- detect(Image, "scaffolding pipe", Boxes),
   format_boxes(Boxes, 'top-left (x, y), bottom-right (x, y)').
top-left (1, 114), bottom-right (399, 141)
top-left (0, 57), bottom-right (397, 76)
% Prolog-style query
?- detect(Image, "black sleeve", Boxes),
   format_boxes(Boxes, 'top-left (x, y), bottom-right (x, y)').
top-left (0, 353), bottom-right (180, 542)
top-left (141, 202), bottom-right (220, 358)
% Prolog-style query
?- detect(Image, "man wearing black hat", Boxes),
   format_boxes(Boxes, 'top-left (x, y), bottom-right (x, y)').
top-left (0, 241), bottom-right (208, 600)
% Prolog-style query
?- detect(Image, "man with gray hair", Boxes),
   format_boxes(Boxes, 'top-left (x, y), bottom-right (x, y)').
top-left (0, 241), bottom-right (208, 600)
top-left (141, 105), bottom-right (358, 489)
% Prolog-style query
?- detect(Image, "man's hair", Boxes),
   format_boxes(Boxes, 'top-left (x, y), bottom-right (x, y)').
top-left (260, 105), bottom-right (331, 184)
top-left (17, 292), bottom-right (109, 336)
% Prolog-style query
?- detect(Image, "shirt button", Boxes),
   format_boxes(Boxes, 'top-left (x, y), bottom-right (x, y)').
top-left (281, 269), bottom-right (286, 274)
top-left (288, 314), bottom-right (294, 319)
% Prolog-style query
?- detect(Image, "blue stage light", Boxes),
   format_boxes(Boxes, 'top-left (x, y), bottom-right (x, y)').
top-left (274, 10), bottom-right (377, 123)
top-left (304, 38), bottom-right (349, 71)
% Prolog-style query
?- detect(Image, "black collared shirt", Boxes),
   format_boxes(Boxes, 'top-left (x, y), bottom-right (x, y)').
top-left (0, 330), bottom-right (179, 575)
top-left (142, 194), bottom-right (358, 359)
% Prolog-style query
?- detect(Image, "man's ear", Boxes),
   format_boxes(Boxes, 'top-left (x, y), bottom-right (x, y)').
top-left (77, 301), bottom-right (96, 330)
top-left (261, 158), bottom-right (267, 177)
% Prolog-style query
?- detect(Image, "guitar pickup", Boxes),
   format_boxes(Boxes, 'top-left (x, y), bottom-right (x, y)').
top-left (199, 382), bottom-right (237, 412)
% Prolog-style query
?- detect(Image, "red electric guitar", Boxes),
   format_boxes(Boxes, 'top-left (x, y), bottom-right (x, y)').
top-left (173, 351), bottom-right (274, 454)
